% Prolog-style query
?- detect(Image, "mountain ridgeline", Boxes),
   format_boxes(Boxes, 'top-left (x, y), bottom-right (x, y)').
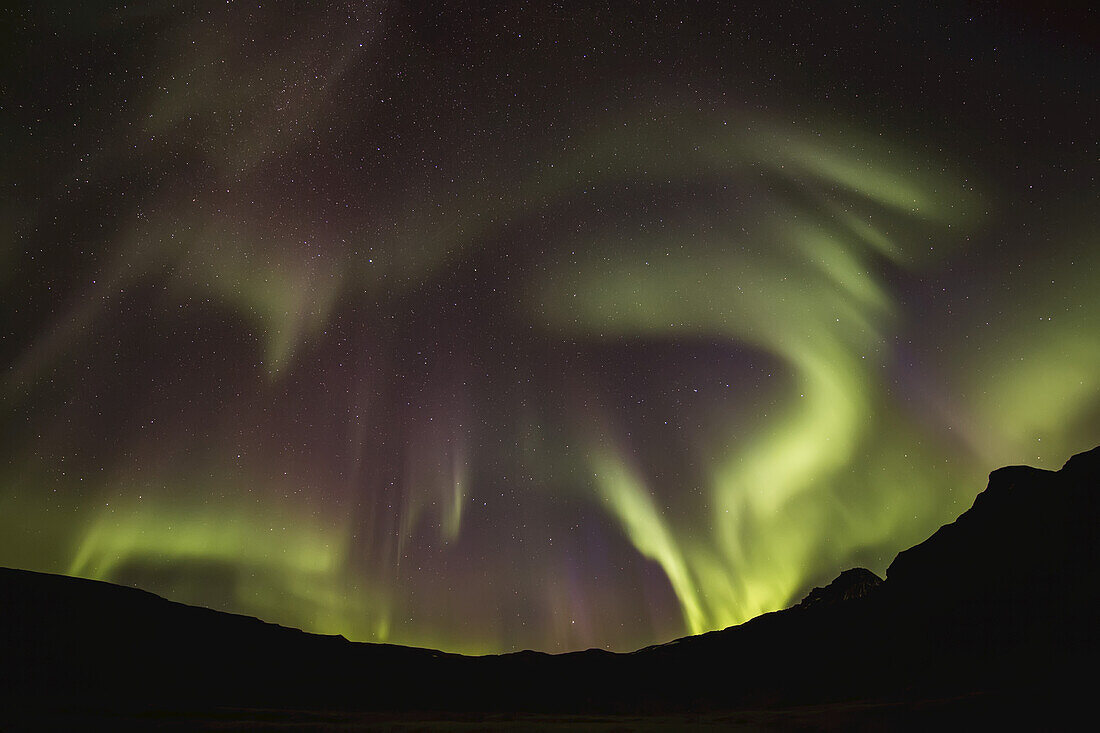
top-left (2, 446), bottom-right (1097, 720)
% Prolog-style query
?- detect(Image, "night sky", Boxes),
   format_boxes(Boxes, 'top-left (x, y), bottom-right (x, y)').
top-left (2, 1), bottom-right (1096, 654)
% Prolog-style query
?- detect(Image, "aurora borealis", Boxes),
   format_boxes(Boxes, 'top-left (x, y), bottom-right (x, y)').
top-left (2, 1), bottom-right (1096, 655)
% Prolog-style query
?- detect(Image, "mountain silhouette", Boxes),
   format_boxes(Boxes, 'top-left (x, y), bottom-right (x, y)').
top-left (2, 446), bottom-right (1097, 729)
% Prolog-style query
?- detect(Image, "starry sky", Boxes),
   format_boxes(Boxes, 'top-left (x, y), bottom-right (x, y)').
top-left (2, 1), bottom-right (1097, 654)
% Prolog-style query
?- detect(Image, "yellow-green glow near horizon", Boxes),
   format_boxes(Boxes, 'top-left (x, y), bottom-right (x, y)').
top-left (2, 1), bottom-right (1096, 655)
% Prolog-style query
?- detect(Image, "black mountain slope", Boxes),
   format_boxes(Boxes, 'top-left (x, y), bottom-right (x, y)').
top-left (1, 446), bottom-right (1097, 723)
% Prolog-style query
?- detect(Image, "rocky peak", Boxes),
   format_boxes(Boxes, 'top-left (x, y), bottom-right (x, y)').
top-left (796, 567), bottom-right (883, 609)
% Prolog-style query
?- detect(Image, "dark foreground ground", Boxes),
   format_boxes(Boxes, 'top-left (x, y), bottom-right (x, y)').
top-left (5, 693), bottom-right (1068, 732)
